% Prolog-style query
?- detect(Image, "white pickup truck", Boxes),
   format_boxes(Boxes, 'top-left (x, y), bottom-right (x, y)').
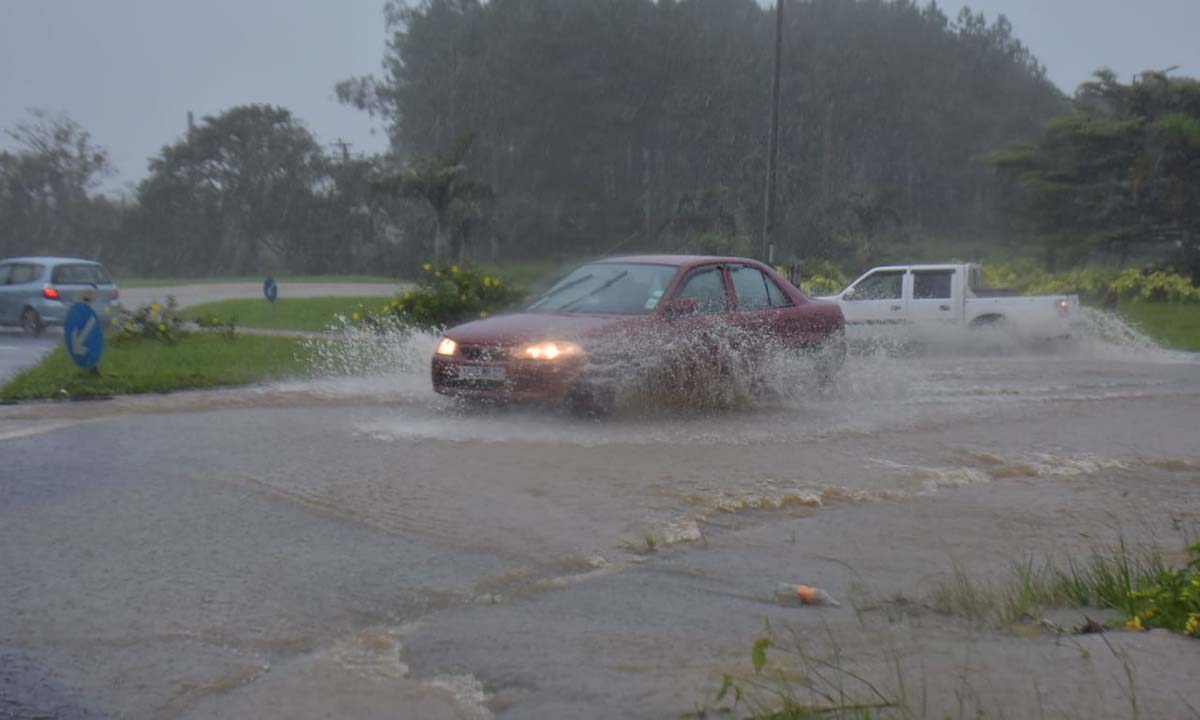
top-left (819, 263), bottom-right (1078, 341)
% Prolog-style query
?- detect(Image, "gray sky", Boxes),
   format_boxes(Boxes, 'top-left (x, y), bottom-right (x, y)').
top-left (3, 0), bottom-right (1198, 193)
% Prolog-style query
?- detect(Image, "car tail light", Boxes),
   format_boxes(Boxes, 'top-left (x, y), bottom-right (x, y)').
top-left (42, 286), bottom-right (60, 300)
top-left (111, 288), bottom-right (120, 300)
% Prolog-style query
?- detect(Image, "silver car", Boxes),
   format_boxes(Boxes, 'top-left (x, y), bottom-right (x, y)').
top-left (0, 257), bottom-right (120, 335)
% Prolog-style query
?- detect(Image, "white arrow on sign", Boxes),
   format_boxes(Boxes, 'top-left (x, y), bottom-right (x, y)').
top-left (71, 315), bottom-right (96, 358)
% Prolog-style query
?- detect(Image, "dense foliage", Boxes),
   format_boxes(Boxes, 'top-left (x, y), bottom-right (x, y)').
top-left (342, 0), bottom-right (1065, 267)
top-left (362, 262), bottom-right (525, 331)
top-left (992, 71), bottom-right (1200, 278)
top-left (983, 260), bottom-right (1200, 303)
top-left (7, 1), bottom-right (1197, 284)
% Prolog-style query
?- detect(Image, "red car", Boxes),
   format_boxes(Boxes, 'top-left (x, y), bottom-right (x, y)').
top-left (431, 255), bottom-right (845, 410)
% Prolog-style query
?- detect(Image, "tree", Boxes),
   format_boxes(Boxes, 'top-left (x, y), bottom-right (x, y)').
top-left (992, 70), bottom-right (1200, 272)
top-left (0, 109), bottom-right (113, 259)
top-left (374, 133), bottom-right (491, 262)
top-left (342, 0), bottom-right (1065, 268)
top-left (132, 105), bottom-right (326, 275)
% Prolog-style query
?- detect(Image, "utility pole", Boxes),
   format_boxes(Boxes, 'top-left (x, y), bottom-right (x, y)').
top-left (761, 0), bottom-right (784, 265)
top-left (333, 138), bottom-right (352, 163)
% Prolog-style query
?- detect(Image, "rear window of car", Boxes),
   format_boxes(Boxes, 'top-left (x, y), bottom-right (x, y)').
top-left (52, 263), bottom-right (112, 285)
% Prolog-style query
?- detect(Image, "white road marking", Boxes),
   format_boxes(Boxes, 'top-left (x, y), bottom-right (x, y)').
top-left (0, 418), bottom-right (99, 442)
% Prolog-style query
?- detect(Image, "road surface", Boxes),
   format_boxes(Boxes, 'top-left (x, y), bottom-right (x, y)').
top-left (2, 316), bottom-right (1199, 718)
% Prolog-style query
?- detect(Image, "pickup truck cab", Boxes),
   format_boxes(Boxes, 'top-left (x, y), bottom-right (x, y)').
top-left (821, 263), bottom-right (1077, 341)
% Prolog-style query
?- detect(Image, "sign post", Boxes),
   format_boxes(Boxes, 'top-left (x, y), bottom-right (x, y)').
top-left (64, 302), bottom-right (104, 371)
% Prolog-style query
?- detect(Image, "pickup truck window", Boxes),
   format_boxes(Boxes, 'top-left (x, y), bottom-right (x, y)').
top-left (730, 265), bottom-right (789, 309)
top-left (913, 270), bottom-right (953, 299)
top-left (851, 271), bottom-right (903, 300)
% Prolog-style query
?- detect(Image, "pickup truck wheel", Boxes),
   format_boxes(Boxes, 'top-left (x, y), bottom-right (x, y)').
top-left (21, 307), bottom-right (45, 337)
top-left (970, 314), bottom-right (1007, 329)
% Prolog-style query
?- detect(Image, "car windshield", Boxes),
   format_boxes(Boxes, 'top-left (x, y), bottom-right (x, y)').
top-left (526, 262), bottom-right (679, 315)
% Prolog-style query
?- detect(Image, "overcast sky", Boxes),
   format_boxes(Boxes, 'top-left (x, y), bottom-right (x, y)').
top-left (3, 0), bottom-right (1198, 193)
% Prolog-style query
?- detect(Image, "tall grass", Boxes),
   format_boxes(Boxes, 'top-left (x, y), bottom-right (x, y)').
top-left (927, 539), bottom-right (1171, 628)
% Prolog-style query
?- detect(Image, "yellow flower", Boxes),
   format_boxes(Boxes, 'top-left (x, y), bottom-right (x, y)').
top-left (352, 312), bottom-right (361, 321)
top-left (451, 265), bottom-right (460, 274)
top-left (422, 263), bottom-right (432, 272)
top-left (151, 302), bottom-right (161, 312)
top-left (483, 276), bottom-right (493, 287)
top-left (158, 323), bottom-right (167, 332)
top-left (1125, 616), bottom-right (1144, 631)
top-left (1143, 608), bottom-right (1156, 620)
top-left (1186, 614), bottom-right (1200, 637)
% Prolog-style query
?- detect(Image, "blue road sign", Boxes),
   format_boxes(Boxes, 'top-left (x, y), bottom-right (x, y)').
top-left (64, 302), bottom-right (104, 369)
top-left (263, 276), bottom-right (278, 303)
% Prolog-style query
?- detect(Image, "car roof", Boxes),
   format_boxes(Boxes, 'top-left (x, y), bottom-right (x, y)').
top-left (0, 256), bottom-right (105, 266)
top-left (596, 253), bottom-right (766, 268)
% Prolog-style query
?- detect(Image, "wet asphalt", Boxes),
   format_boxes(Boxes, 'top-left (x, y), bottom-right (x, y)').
top-left (2, 323), bottom-right (1200, 718)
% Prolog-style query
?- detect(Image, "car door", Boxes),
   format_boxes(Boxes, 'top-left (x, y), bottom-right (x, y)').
top-left (662, 263), bottom-right (734, 376)
top-left (838, 269), bottom-right (907, 327)
top-left (0, 263), bottom-right (13, 323)
top-left (908, 269), bottom-right (960, 325)
top-left (727, 263), bottom-right (795, 358)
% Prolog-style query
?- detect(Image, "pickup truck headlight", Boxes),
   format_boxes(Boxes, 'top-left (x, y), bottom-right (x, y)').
top-left (521, 341), bottom-right (582, 360)
top-left (436, 338), bottom-right (457, 356)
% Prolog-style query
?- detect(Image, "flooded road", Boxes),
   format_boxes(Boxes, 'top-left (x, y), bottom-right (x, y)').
top-left (2, 318), bottom-right (1199, 718)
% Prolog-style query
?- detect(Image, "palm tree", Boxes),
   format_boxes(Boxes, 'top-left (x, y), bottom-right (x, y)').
top-left (377, 133), bottom-right (490, 262)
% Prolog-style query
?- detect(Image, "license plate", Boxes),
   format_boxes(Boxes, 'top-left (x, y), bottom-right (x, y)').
top-left (453, 365), bottom-right (507, 382)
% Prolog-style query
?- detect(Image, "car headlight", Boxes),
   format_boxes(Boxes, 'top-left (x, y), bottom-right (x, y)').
top-left (436, 337), bottom-right (457, 356)
top-left (521, 341), bottom-right (582, 360)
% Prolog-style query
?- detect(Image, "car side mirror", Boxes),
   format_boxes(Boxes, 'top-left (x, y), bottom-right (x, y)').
top-left (665, 297), bottom-right (699, 317)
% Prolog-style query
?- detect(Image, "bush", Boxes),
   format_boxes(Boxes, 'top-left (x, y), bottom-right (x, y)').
top-left (984, 261), bottom-right (1200, 304)
top-left (1125, 543), bottom-right (1200, 636)
top-left (193, 313), bottom-right (238, 340)
top-left (369, 262), bottom-right (525, 331)
top-left (109, 296), bottom-right (185, 344)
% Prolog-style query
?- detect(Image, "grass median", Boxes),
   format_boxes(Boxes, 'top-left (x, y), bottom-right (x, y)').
top-left (118, 274), bottom-right (401, 288)
top-left (1, 333), bottom-right (311, 401)
top-left (184, 296), bottom-right (393, 332)
top-left (1118, 302), bottom-right (1200, 352)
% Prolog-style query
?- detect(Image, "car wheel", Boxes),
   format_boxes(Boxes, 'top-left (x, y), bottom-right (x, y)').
top-left (21, 307), bottom-right (44, 337)
top-left (567, 380), bottom-right (615, 418)
top-left (813, 331), bottom-right (847, 387)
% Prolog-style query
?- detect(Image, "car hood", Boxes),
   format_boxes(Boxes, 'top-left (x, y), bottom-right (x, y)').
top-left (444, 312), bottom-right (639, 346)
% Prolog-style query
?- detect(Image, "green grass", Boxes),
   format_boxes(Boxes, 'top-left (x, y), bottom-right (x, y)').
top-left (1, 333), bottom-right (311, 400)
top-left (1119, 302), bottom-right (1200, 351)
top-left (183, 296), bottom-right (394, 332)
top-left (926, 539), bottom-right (1172, 629)
top-left (480, 258), bottom-right (582, 293)
top-left (117, 274), bottom-right (403, 288)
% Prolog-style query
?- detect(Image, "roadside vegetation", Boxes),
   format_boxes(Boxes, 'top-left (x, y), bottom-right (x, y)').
top-left (690, 541), bottom-right (1200, 719)
top-left (0, 333), bottom-right (309, 401)
top-left (1118, 303), bottom-right (1200, 352)
top-left (183, 296), bottom-right (393, 332)
top-left (117, 274), bottom-right (402, 288)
